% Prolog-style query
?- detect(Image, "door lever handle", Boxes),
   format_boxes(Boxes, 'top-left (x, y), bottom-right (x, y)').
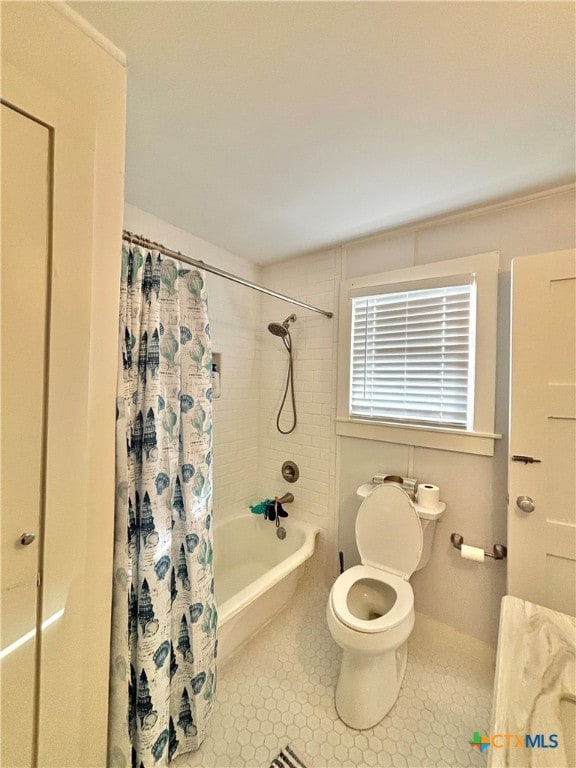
top-left (511, 455), bottom-right (541, 464)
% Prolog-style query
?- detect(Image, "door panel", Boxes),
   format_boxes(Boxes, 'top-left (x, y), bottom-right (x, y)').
top-left (1, 104), bottom-right (50, 768)
top-left (1, 4), bottom-right (125, 764)
top-left (508, 250), bottom-right (576, 615)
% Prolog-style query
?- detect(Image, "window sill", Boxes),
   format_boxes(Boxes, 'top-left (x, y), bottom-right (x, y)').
top-left (335, 418), bottom-right (501, 456)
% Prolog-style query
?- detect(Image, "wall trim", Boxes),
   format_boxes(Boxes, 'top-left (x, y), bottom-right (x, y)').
top-left (341, 184), bottom-right (576, 249)
top-left (49, 2), bottom-right (127, 66)
top-left (277, 183), bottom-right (576, 266)
top-left (336, 420), bottom-right (498, 457)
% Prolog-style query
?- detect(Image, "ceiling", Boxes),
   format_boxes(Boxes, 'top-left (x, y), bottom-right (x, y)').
top-left (71, 1), bottom-right (575, 264)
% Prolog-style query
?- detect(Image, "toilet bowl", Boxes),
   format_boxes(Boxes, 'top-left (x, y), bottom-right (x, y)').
top-left (327, 483), bottom-right (442, 729)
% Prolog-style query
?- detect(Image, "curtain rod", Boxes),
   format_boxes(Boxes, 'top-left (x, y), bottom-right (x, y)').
top-left (123, 230), bottom-right (334, 319)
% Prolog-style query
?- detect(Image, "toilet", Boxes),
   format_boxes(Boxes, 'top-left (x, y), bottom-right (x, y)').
top-left (327, 482), bottom-right (443, 729)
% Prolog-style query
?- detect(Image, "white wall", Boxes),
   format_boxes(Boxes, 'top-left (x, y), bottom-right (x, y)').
top-left (124, 204), bottom-right (262, 522)
top-left (338, 186), bottom-right (576, 645)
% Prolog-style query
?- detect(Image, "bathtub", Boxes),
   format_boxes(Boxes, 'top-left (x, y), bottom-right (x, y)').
top-left (214, 513), bottom-right (319, 662)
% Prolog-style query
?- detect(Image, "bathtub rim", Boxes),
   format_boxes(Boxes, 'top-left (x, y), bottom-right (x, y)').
top-left (215, 512), bottom-right (320, 625)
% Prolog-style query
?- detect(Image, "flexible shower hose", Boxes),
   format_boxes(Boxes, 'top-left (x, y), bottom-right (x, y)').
top-left (276, 334), bottom-right (297, 434)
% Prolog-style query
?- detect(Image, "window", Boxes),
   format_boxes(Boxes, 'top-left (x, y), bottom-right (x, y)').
top-left (337, 252), bottom-right (500, 456)
top-left (350, 280), bottom-right (476, 429)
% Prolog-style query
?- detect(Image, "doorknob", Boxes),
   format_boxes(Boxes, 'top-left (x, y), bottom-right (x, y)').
top-left (516, 496), bottom-right (535, 513)
top-left (19, 532), bottom-right (36, 546)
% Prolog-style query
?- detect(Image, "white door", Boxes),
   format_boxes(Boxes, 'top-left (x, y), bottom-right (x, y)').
top-left (0, 103), bottom-right (50, 767)
top-left (2, 5), bottom-right (125, 764)
top-left (508, 249), bottom-right (576, 615)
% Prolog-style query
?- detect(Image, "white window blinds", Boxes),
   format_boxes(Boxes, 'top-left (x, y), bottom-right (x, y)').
top-left (350, 282), bottom-right (475, 428)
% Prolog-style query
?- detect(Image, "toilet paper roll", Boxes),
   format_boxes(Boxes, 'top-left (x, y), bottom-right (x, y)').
top-left (416, 483), bottom-right (440, 509)
top-left (461, 544), bottom-right (485, 563)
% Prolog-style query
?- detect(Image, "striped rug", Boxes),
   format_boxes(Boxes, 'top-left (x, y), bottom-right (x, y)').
top-left (269, 744), bottom-right (309, 768)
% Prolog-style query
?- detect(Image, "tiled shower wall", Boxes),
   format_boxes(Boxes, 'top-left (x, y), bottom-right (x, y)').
top-left (258, 250), bottom-right (341, 582)
top-left (210, 287), bottom-right (261, 519)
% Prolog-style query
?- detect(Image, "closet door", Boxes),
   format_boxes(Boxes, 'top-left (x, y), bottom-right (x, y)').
top-left (0, 104), bottom-right (50, 768)
top-left (1, 3), bottom-right (126, 764)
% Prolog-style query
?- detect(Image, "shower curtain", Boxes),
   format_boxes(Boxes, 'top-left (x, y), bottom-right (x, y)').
top-left (108, 241), bottom-right (217, 767)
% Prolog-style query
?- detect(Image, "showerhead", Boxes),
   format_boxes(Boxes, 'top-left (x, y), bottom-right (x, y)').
top-left (267, 323), bottom-right (288, 338)
top-left (267, 314), bottom-right (296, 337)
top-left (268, 313), bottom-right (298, 434)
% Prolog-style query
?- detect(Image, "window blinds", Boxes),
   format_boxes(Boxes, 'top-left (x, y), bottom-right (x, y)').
top-left (350, 282), bottom-right (475, 428)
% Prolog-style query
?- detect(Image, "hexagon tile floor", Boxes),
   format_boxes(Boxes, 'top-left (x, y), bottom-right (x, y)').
top-left (175, 571), bottom-right (495, 768)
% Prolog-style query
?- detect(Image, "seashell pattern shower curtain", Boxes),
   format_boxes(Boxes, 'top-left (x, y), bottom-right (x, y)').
top-left (108, 241), bottom-right (217, 767)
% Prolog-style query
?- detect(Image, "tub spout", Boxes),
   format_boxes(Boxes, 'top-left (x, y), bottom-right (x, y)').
top-left (277, 492), bottom-right (294, 504)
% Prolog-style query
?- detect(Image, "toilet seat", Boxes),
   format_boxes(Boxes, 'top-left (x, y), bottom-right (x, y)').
top-left (356, 484), bottom-right (422, 578)
top-left (331, 564), bottom-right (414, 634)
top-left (330, 485), bottom-right (421, 634)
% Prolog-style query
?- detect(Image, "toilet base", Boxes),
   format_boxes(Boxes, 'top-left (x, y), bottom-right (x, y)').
top-left (334, 642), bottom-right (408, 729)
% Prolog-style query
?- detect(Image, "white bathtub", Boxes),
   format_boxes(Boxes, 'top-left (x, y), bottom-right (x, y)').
top-left (214, 513), bottom-right (319, 662)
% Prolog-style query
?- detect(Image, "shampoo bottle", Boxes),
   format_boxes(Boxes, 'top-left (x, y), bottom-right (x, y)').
top-left (211, 362), bottom-right (220, 399)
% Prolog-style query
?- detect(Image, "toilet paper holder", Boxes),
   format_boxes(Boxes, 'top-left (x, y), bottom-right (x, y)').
top-left (450, 533), bottom-right (507, 560)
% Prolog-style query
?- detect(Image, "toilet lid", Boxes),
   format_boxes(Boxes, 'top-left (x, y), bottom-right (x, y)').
top-left (356, 484), bottom-right (422, 579)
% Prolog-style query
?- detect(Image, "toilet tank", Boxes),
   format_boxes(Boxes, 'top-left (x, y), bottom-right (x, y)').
top-left (413, 504), bottom-right (444, 571)
top-left (415, 517), bottom-right (437, 571)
